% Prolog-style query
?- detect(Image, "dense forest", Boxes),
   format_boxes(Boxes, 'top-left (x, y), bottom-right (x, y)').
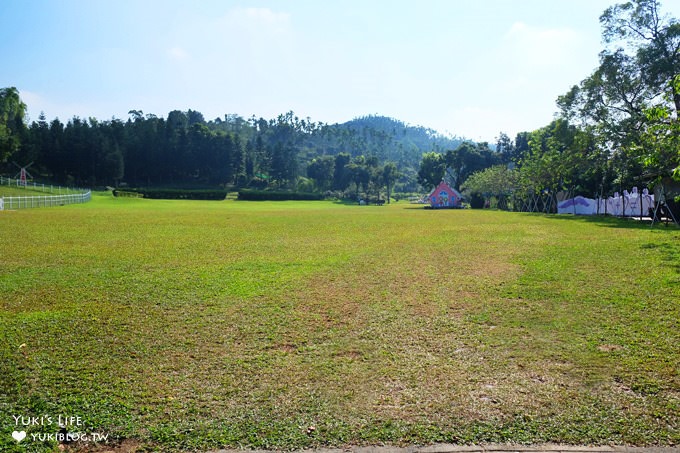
top-left (0, 93), bottom-right (489, 199)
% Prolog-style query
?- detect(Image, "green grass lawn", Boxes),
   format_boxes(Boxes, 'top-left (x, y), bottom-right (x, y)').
top-left (0, 184), bottom-right (79, 197)
top-left (1, 194), bottom-right (678, 452)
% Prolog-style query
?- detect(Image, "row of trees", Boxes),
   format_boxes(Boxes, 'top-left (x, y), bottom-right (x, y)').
top-left (416, 141), bottom-right (509, 192)
top-left (305, 153), bottom-right (400, 201)
top-left (0, 107), bottom-right (310, 189)
top-left (455, 0), bottom-right (680, 210)
top-left (0, 88), bottom-right (473, 199)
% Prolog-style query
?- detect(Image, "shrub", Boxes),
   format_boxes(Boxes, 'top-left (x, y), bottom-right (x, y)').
top-left (470, 192), bottom-right (485, 209)
top-left (112, 190), bottom-right (143, 198)
top-left (121, 189), bottom-right (228, 200)
top-left (237, 189), bottom-right (324, 201)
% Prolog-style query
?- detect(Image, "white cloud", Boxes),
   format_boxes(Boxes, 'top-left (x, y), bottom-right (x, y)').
top-left (438, 106), bottom-right (526, 142)
top-left (18, 90), bottom-right (44, 113)
top-left (207, 7), bottom-right (295, 72)
top-left (439, 21), bottom-right (602, 140)
top-left (243, 7), bottom-right (290, 26)
top-left (167, 47), bottom-right (189, 61)
top-left (18, 89), bottom-right (93, 122)
top-left (222, 7), bottom-right (292, 36)
top-left (503, 21), bottom-right (587, 70)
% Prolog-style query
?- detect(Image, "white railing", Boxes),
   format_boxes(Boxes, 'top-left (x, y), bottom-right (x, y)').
top-left (0, 176), bottom-right (91, 210)
top-left (0, 191), bottom-right (91, 210)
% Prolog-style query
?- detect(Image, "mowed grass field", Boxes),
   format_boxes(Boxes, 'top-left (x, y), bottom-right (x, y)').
top-left (0, 187), bottom-right (54, 197)
top-left (0, 184), bottom-right (82, 197)
top-left (1, 194), bottom-right (678, 452)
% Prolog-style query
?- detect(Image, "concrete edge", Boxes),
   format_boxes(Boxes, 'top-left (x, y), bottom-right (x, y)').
top-left (209, 445), bottom-right (680, 453)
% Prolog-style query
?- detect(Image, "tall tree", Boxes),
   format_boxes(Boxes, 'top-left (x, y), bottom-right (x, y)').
top-left (417, 152), bottom-right (446, 190)
top-left (558, 0), bottom-right (680, 185)
top-left (514, 132), bottom-right (531, 162)
top-left (600, 0), bottom-right (680, 113)
top-left (307, 155), bottom-right (335, 191)
top-left (0, 87), bottom-right (27, 162)
top-left (381, 161), bottom-right (400, 203)
top-left (24, 112), bottom-right (49, 168)
top-left (445, 142), bottom-right (498, 191)
top-left (346, 155), bottom-right (372, 198)
top-left (230, 134), bottom-right (245, 185)
top-left (332, 152), bottom-right (352, 191)
top-left (45, 118), bottom-right (66, 183)
top-left (495, 132), bottom-right (514, 163)
top-left (637, 75), bottom-right (680, 182)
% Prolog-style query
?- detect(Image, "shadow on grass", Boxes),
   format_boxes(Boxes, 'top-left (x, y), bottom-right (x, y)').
top-left (534, 213), bottom-right (680, 230)
top-left (400, 204), bottom-right (429, 210)
top-left (330, 199), bottom-right (422, 208)
top-left (332, 199), bottom-right (368, 207)
top-left (641, 239), bottom-right (680, 269)
top-left (528, 212), bottom-right (680, 274)
top-left (513, 211), bottom-right (680, 274)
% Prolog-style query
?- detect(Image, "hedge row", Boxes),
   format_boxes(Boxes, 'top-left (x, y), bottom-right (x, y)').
top-left (237, 189), bottom-right (323, 201)
top-left (114, 189), bottom-right (228, 200)
top-left (112, 190), bottom-right (143, 198)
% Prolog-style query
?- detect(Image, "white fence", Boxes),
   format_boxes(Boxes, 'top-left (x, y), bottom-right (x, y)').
top-left (1, 192), bottom-right (91, 210)
top-left (0, 176), bottom-right (91, 210)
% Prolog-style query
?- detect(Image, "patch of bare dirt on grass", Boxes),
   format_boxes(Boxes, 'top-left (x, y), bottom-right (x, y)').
top-left (296, 242), bottom-right (520, 327)
top-left (262, 233), bottom-right (546, 422)
top-left (269, 343), bottom-right (299, 353)
top-left (597, 344), bottom-right (624, 352)
top-left (62, 438), bottom-right (143, 453)
top-left (333, 349), bottom-right (364, 360)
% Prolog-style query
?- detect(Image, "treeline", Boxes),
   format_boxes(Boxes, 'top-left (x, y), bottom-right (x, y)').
top-left (0, 90), bottom-right (473, 198)
top-left (452, 0), bottom-right (680, 211)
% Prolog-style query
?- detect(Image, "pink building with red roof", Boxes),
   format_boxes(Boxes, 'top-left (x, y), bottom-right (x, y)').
top-left (428, 181), bottom-right (463, 208)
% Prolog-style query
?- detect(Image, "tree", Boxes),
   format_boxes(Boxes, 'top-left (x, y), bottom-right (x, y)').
top-left (244, 140), bottom-right (255, 181)
top-left (637, 75), bottom-right (680, 182)
top-left (461, 165), bottom-right (518, 210)
top-left (381, 162), bottom-right (400, 203)
top-left (558, 0), bottom-right (680, 187)
top-left (346, 155), bottom-right (372, 198)
top-left (270, 142), bottom-right (298, 187)
top-left (417, 152), bottom-right (445, 190)
top-left (101, 138), bottom-right (124, 186)
top-left (495, 132), bottom-right (514, 163)
top-left (558, 50), bottom-right (651, 152)
top-left (45, 118), bottom-right (66, 183)
top-left (306, 155), bottom-right (335, 191)
top-left (332, 153), bottom-right (352, 191)
top-left (23, 112), bottom-right (49, 169)
top-left (600, 0), bottom-right (680, 113)
top-left (0, 87), bottom-right (27, 162)
top-left (230, 134), bottom-right (245, 185)
top-left (513, 119), bottom-right (603, 212)
top-left (514, 132), bottom-right (531, 162)
top-left (444, 142), bottom-right (498, 191)
top-left (2, 100), bottom-right (482, 194)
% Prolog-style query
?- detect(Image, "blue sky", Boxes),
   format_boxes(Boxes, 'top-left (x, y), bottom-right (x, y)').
top-left (2, 0), bottom-right (680, 142)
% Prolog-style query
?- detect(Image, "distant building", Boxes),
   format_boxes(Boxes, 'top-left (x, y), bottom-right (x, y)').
top-left (428, 181), bottom-right (462, 208)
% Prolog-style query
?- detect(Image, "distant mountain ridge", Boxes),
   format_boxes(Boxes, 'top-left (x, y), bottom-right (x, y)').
top-left (309, 114), bottom-right (466, 169)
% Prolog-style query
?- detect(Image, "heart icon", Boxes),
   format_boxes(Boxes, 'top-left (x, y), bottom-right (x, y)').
top-left (12, 431), bottom-right (26, 442)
